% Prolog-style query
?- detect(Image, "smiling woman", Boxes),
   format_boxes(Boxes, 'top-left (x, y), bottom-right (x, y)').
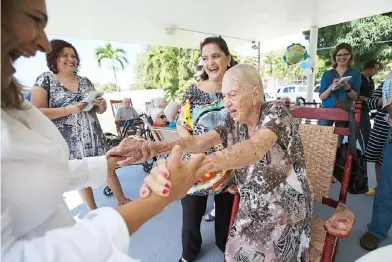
top-left (1, 0), bottom-right (50, 108)
top-left (30, 39), bottom-right (131, 209)
top-left (2, 1), bottom-right (212, 261)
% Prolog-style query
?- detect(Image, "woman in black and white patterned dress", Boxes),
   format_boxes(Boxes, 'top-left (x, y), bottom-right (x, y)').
top-left (365, 83), bottom-right (390, 195)
top-left (31, 39), bottom-right (130, 209)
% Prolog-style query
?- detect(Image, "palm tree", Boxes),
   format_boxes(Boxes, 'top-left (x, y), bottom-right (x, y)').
top-left (96, 43), bottom-right (128, 91)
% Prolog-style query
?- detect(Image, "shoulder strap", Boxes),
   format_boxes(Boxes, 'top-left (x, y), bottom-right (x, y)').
top-left (348, 108), bottom-right (366, 157)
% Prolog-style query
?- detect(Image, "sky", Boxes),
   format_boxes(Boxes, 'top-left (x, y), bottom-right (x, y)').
top-left (14, 33), bottom-right (308, 90)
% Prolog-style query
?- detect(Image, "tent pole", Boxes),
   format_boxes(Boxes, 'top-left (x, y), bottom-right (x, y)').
top-left (307, 26), bottom-right (318, 102)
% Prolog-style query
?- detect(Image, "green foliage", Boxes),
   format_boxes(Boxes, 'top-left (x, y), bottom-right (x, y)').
top-left (262, 51), bottom-right (305, 82)
top-left (95, 43), bottom-right (129, 91)
top-left (95, 82), bottom-right (117, 93)
top-left (303, 12), bottom-right (392, 67)
top-left (133, 45), bottom-right (200, 100)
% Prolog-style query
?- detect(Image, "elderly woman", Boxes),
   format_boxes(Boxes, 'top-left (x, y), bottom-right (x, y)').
top-left (108, 64), bottom-right (313, 261)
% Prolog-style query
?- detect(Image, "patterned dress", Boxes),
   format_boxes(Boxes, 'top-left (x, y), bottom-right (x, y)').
top-left (35, 72), bottom-right (107, 160)
top-left (177, 84), bottom-right (234, 196)
top-left (215, 101), bottom-right (313, 262)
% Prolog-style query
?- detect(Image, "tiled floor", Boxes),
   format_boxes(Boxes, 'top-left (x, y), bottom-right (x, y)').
top-left (66, 162), bottom-right (392, 262)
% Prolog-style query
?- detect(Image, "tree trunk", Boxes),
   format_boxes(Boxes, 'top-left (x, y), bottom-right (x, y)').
top-left (111, 59), bottom-right (119, 92)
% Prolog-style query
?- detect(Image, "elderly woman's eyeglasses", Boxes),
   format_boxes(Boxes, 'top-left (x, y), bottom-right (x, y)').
top-left (158, 115), bottom-right (167, 119)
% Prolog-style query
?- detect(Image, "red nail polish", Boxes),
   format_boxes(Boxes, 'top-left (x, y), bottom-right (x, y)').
top-left (163, 172), bottom-right (169, 178)
top-left (165, 183), bottom-right (171, 189)
top-left (162, 189), bottom-right (169, 195)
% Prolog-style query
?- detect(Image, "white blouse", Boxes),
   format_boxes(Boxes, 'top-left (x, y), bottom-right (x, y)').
top-left (1, 103), bottom-right (132, 261)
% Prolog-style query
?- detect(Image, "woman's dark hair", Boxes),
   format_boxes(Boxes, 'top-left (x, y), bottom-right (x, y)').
top-left (199, 36), bottom-right (237, 80)
top-left (363, 60), bottom-right (381, 70)
top-left (46, 39), bottom-right (80, 73)
top-left (332, 43), bottom-right (354, 68)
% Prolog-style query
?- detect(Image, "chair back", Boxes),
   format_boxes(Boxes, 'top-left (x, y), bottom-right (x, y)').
top-left (298, 124), bottom-right (339, 203)
top-left (152, 128), bottom-right (180, 141)
top-left (110, 98), bottom-right (133, 117)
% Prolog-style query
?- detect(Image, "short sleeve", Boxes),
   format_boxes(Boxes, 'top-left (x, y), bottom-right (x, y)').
top-left (213, 114), bottom-right (236, 145)
top-left (83, 77), bottom-right (95, 91)
top-left (176, 85), bottom-right (197, 132)
top-left (115, 107), bottom-right (122, 119)
top-left (132, 107), bottom-right (139, 117)
top-left (261, 102), bottom-right (293, 147)
top-left (34, 72), bottom-right (51, 92)
top-left (382, 76), bottom-right (392, 109)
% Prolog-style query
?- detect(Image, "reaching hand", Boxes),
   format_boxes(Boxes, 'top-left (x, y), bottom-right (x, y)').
top-left (106, 138), bottom-right (154, 165)
top-left (93, 98), bottom-right (106, 107)
top-left (139, 146), bottom-right (215, 201)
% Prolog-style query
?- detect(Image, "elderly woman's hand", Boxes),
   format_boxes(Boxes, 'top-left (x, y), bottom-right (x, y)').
top-left (106, 138), bottom-right (154, 166)
top-left (139, 146), bottom-right (214, 201)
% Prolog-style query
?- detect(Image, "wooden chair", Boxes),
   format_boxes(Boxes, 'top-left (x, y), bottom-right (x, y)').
top-left (226, 101), bottom-right (362, 262)
top-left (109, 98), bottom-right (135, 135)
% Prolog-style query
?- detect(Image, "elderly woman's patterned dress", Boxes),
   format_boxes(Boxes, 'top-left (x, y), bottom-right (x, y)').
top-left (215, 101), bottom-right (313, 262)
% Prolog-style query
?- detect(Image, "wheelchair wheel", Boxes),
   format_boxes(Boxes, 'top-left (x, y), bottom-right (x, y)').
top-left (143, 163), bottom-right (153, 173)
top-left (103, 186), bottom-right (113, 196)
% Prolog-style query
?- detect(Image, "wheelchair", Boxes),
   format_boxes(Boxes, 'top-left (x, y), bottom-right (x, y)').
top-left (102, 115), bottom-right (157, 196)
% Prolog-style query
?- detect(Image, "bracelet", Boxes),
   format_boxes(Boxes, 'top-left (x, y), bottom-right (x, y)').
top-left (64, 107), bottom-right (67, 115)
top-left (345, 88), bottom-right (352, 93)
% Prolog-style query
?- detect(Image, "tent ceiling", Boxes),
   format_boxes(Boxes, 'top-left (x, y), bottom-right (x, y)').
top-left (46, 0), bottom-right (392, 49)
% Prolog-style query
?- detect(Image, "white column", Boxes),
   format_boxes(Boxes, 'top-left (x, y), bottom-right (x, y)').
top-left (306, 26), bottom-right (318, 102)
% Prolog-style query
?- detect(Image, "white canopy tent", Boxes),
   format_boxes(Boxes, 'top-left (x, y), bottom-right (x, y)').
top-left (46, 0), bottom-right (392, 100)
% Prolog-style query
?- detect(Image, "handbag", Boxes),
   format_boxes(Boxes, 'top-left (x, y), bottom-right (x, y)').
top-left (333, 107), bottom-right (369, 194)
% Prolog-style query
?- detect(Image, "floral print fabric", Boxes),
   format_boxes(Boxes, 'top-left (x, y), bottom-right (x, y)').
top-left (215, 101), bottom-right (313, 262)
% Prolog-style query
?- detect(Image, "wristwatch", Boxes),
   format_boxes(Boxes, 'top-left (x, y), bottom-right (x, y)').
top-left (345, 88), bottom-right (352, 93)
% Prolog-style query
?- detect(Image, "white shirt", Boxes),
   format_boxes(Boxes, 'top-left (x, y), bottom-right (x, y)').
top-left (1, 103), bottom-right (132, 261)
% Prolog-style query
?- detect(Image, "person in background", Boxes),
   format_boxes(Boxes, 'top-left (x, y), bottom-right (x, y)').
top-left (365, 80), bottom-right (391, 195)
top-left (115, 97), bottom-right (139, 131)
top-left (164, 101), bottom-right (180, 129)
top-left (174, 36), bottom-right (237, 262)
top-left (1, 0), bottom-right (214, 260)
top-left (359, 60), bottom-right (380, 146)
top-left (31, 39), bottom-right (130, 209)
top-left (152, 112), bottom-right (169, 127)
top-left (282, 97), bottom-right (291, 108)
top-left (360, 71), bottom-right (392, 251)
top-left (319, 43), bottom-right (361, 126)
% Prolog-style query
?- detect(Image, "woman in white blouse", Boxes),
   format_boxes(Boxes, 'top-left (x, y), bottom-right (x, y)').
top-left (1, 0), bottom-right (212, 261)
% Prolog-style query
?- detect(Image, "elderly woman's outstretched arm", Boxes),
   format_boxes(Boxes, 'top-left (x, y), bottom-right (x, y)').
top-left (205, 129), bottom-right (277, 172)
top-left (107, 131), bottom-right (222, 165)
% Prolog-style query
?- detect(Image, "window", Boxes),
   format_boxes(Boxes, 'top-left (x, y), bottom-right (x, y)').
top-left (297, 86), bottom-right (307, 92)
top-left (283, 86), bottom-right (295, 93)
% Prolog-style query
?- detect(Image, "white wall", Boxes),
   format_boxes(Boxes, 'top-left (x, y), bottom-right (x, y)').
top-left (98, 89), bottom-right (164, 134)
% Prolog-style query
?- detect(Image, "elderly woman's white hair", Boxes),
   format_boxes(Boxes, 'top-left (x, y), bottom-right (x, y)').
top-left (224, 64), bottom-right (265, 103)
top-left (153, 97), bottom-right (166, 108)
top-left (164, 101), bottom-right (180, 122)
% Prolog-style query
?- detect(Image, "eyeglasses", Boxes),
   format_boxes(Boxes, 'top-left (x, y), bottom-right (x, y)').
top-left (336, 53), bottom-right (350, 58)
top-left (158, 115), bottom-right (167, 119)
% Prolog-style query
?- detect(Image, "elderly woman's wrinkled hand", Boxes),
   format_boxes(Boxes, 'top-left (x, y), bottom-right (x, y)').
top-left (106, 138), bottom-right (154, 166)
top-left (139, 146), bottom-right (215, 201)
